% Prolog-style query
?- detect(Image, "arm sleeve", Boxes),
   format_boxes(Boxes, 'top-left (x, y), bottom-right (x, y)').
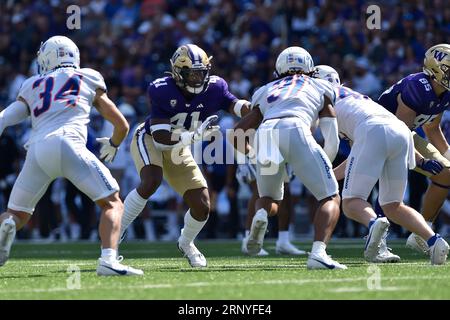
top-left (83, 68), bottom-right (107, 92)
top-left (0, 100), bottom-right (30, 135)
top-left (400, 79), bottom-right (426, 111)
top-left (219, 78), bottom-right (238, 111)
top-left (318, 117), bottom-right (339, 162)
top-left (148, 83), bottom-right (169, 119)
top-left (315, 78), bottom-right (337, 106)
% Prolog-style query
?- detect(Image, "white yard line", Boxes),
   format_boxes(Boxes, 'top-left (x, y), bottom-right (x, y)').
top-left (1, 274), bottom-right (448, 294)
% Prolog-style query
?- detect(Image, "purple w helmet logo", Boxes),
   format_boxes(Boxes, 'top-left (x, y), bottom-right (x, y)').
top-left (434, 50), bottom-right (448, 61)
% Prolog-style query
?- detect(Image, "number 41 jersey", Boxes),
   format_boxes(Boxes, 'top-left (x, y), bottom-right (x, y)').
top-left (18, 67), bottom-right (106, 147)
top-left (144, 76), bottom-right (236, 134)
top-left (251, 74), bottom-right (336, 127)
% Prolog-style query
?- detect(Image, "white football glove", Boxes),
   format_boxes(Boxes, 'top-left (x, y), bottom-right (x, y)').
top-left (96, 137), bottom-right (119, 163)
top-left (180, 115), bottom-right (220, 145)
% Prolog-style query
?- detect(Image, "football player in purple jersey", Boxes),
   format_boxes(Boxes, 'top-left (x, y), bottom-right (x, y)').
top-left (120, 44), bottom-right (251, 267)
top-left (378, 44), bottom-right (450, 255)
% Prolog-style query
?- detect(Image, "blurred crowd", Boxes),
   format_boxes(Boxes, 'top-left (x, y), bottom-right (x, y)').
top-left (1, 0), bottom-right (450, 242)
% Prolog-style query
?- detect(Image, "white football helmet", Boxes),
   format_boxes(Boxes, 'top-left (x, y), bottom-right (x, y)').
top-left (275, 46), bottom-right (314, 77)
top-left (314, 65), bottom-right (341, 85)
top-left (37, 36), bottom-right (80, 74)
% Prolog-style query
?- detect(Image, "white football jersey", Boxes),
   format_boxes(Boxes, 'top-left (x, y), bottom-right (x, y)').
top-left (18, 67), bottom-right (106, 147)
top-left (334, 86), bottom-right (398, 141)
top-left (251, 74), bottom-right (336, 127)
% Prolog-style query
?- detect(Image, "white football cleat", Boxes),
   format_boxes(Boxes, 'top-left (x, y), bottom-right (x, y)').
top-left (307, 252), bottom-right (347, 270)
top-left (406, 233), bottom-right (430, 256)
top-left (177, 239), bottom-right (207, 268)
top-left (96, 256), bottom-right (144, 276)
top-left (364, 217), bottom-right (390, 262)
top-left (247, 210), bottom-right (268, 256)
top-left (429, 237), bottom-right (449, 265)
top-left (241, 236), bottom-right (269, 256)
top-left (0, 217), bottom-right (16, 266)
top-left (370, 238), bottom-right (401, 263)
top-left (276, 241), bottom-right (306, 255)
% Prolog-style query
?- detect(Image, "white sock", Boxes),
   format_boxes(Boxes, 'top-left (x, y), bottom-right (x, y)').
top-left (101, 248), bottom-right (117, 262)
top-left (311, 241), bottom-right (327, 255)
top-left (278, 231), bottom-right (289, 244)
top-left (179, 210), bottom-right (208, 245)
top-left (121, 189), bottom-right (147, 234)
top-left (245, 230), bottom-right (250, 238)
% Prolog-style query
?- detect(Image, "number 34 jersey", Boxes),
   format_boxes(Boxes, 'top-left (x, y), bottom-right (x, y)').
top-left (18, 67), bottom-right (106, 147)
top-left (251, 74), bottom-right (336, 127)
top-left (378, 72), bottom-right (450, 130)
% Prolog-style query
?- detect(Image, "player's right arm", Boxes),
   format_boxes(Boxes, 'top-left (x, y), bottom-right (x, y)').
top-left (0, 96), bottom-right (30, 136)
top-left (318, 84), bottom-right (339, 162)
top-left (231, 106), bottom-right (263, 156)
top-left (150, 118), bottom-right (178, 149)
top-left (151, 116), bottom-right (220, 150)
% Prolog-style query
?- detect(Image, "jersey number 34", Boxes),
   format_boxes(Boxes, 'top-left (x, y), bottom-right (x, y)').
top-left (32, 74), bottom-right (83, 117)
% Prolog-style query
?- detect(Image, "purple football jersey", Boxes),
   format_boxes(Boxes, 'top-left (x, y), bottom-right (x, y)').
top-left (144, 75), bottom-right (237, 133)
top-left (378, 72), bottom-right (450, 130)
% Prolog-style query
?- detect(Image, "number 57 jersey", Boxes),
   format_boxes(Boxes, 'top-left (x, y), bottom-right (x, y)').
top-left (18, 67), bottom-right (106, 147)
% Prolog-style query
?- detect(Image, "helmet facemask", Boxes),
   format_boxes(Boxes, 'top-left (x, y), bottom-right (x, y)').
top-left (175, 65), bottom-right (211, 94)
top-left (438, 63), bottom-right (450, 90)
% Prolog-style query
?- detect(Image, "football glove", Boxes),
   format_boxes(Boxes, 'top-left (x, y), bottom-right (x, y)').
top-left (418, 158), bottom-right (444, 175)
top-left (96, 137), bottom-right (119, 163)
top-left (180, 115), bottom-right (220, 145)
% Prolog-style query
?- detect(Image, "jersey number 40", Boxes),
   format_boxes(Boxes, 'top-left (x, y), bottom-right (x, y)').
top-left (32, 74), bottom-right (83, 117)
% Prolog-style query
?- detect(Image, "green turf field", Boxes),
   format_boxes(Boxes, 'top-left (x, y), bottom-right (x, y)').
top-left (0, 239), bottom-right (449, 299)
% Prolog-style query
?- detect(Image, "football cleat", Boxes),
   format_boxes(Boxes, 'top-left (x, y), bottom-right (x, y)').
top-left (177, 239), bottom-right (207, 268)
top-left (0, 217), bottom-right (16, 266)
top-left (429, 237), bottom-right (449, 265)
top-left (96, 256), bottom-right (144, 276)
top-left (371, 238), bottom-right (401, 263)
top-left (406, 233), bottom-right (430, 256)
top-left (241, 236), bottom-right (269, 256)
top-left (276, 241), bottom-right (306, 255)
top-left (307, 252), bottom-right (347, 270)
top-left (364, 217), bottom-right (390, 262)
top-left (246, 210), bottom-right (268, 256)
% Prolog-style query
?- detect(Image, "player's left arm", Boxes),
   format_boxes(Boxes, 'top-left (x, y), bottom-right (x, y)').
top-left (318, 96), bottom-right (339, 162)
top-left (422, 112), bottom-right (450, 159)
top-left (94, 89), bottom-right (129, 146)
top-left (0, 96), bottom-right (30, 136)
